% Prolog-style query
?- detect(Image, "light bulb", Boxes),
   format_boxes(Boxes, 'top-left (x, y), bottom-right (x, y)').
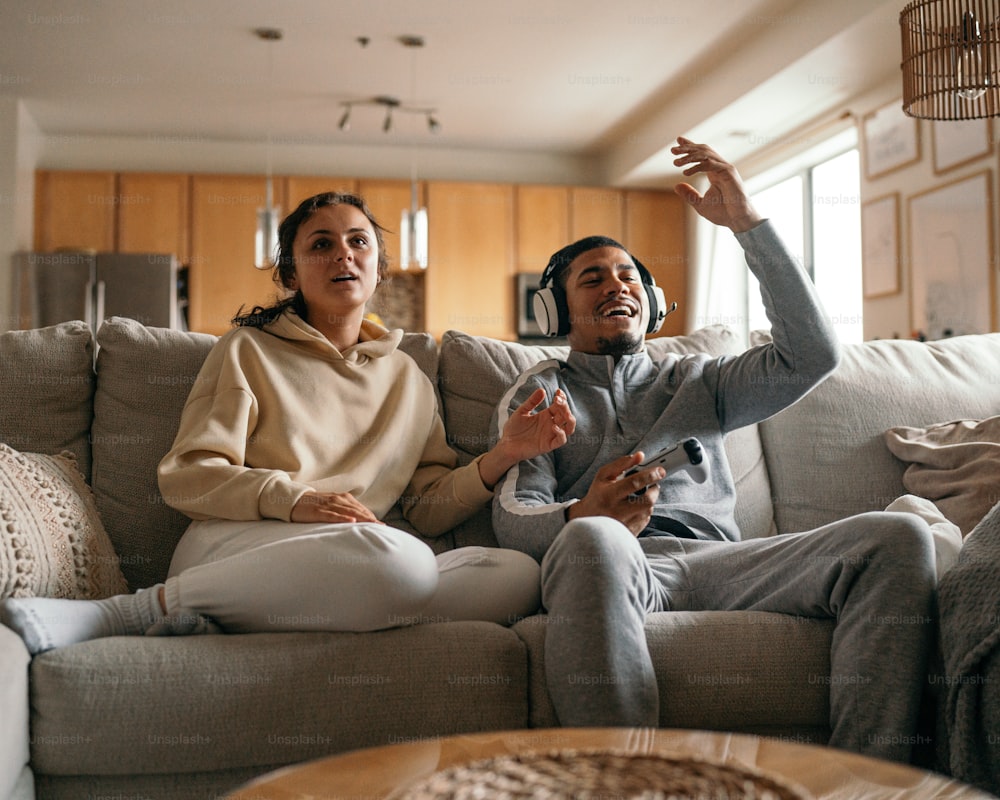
top-left (956, 11), bottom-right (988, 101)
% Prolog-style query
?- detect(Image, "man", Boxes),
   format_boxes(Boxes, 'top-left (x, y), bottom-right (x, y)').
top-left (491, 137), bottom-right (936, 764)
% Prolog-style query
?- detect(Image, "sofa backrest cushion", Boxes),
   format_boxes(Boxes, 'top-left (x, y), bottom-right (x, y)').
top-left (759, 332), bottom-right (1000, 535)
top-left (0, 321), bottom-right (94, 477)
top-left (92, 318), bottom-right (218, 590)
top-left (437, 326), bottom-right (776, 548)
top-left (92, 318), bottom-right (440, 589)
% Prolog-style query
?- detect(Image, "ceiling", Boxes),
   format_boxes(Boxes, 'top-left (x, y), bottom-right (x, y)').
top-left (0, 0), bottom-right (904, 185)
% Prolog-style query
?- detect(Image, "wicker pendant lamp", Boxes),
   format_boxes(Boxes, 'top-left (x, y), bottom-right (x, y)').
top-left (901, 0), bottom-right (1000, 119)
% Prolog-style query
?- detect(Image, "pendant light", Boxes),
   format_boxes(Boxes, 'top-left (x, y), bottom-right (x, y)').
top-left (254, 27), bottom-right (282, 270)
top-left (900, 1), bottom-right (1000, 119)
top-left (399, 35), bottom-right (429, 270)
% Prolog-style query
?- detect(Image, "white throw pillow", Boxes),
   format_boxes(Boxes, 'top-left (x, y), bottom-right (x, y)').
top-left (0, 443), bottom-right (128, 599)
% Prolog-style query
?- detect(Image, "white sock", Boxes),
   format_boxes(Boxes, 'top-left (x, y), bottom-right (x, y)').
top-left (885, 494), bottom-right (963, 577)
top-left (0, 585), bottom-right (166, 655)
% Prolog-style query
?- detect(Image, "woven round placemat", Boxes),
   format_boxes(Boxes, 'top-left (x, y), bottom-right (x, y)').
top-left (388, 748), bottom-right (813, 799)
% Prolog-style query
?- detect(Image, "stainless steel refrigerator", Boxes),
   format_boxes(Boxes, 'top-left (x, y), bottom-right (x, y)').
top-left (11, 251), bottom-right (184, 332)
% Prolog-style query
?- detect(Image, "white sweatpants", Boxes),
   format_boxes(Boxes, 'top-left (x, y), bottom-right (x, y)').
top-left (163, 519), bottom-right (540, 633)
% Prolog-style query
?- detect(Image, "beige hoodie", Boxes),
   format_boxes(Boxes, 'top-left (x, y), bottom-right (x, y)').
top-left (157, 310), bottom-right (491, 537)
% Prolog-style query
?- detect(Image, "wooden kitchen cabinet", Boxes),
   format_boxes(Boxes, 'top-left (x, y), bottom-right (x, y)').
top-left (515, 185), bottom-right (569, 274)
top-left (116, 172), bottom-right (190, 259)
top-left (569, 187), bottom-right (624, 242)
top-left (426, 181), bottom-right (515, 340)
top-left (188, 175), bottom-right (284, 335)
top-left (34, 170), bottom-right (117, 252)
top-left (285, 176), bottom-right (358, 210)
top-left (357, 178), bottom-right (424, 273)
top-left (625, 189), bottom-right (687, 338)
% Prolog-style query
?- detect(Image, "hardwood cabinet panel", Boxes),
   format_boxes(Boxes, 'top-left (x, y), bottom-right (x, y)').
top-left (515, 185), bottom-right (569, 273)
top-left (357, 179), bottom-right (425, 273)
top-left (285, 176), bottom-right (358, 211)
top-left (34, 171), bottom-right (117, 252)
top-left (569, 187), bottom-right (624, 243)
top-left (625, 190), bottom-right (687, 338)
top-left (116, 173), bottom-right (190, 259)
top-left (189, 175), bottom-right (283, 335)
top-left (426, 182), bottom-right (514, 340)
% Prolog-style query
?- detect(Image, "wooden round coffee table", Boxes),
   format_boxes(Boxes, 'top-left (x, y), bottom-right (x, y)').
top-left (225, 727), bottom-right (992, 799)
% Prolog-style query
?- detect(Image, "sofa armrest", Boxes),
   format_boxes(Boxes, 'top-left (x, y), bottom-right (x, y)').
top-left (0, 623), bottom-right (31, 799)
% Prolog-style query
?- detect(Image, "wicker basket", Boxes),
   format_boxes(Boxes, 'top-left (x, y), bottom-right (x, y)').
top-left (388, 748), bottom-right (813, 799)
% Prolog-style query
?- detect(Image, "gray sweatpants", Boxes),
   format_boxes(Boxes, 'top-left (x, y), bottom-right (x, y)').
top-left (540, 511), bottom-right (937, 763)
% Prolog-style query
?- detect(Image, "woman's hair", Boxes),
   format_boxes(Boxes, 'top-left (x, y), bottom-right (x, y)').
top-left (232, 192), bottom-right (390, 328)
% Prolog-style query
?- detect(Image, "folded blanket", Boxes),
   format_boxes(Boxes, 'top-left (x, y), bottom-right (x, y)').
top-left (939, 499), bottom-right (1000, 795)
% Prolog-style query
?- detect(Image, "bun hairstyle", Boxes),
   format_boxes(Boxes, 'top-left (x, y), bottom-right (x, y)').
top-left (233, 192), bottom-right (389, 329)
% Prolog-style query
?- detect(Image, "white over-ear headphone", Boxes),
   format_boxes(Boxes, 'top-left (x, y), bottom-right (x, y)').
top-left (532, 238), bottom-right (674, 338)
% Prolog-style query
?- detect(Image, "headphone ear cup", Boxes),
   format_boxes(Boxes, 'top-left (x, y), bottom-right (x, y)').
top-left (646, 284), bottom-right (667, 334)
top-left (532, 287), bottom-right (560, 337)
top-left (533, 285), bottom-right (570, 337)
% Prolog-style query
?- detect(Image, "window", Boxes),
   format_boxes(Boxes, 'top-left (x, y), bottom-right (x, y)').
top-left (696, 129), bottom-right (863, 344)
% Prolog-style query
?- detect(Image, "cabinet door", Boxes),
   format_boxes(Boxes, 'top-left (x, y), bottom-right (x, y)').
top-left (569, 187), bottom-right (624, 243)
top-left (625, 190), bottom-right (687, 338)
top-left (515, 185), bottom-right (569, 273)
top-left (426, 182), bottom-right (514, 340)
top-left (189, 175), bottom-right (282, 335)
top-left (34, 171), bottom-right (117, 252)
top-left (285, 176), bottom-right (358, 212)
top-left (358, 179), bottom-right (424, 273)
top-left (117, 173), bottom-right (190, 259)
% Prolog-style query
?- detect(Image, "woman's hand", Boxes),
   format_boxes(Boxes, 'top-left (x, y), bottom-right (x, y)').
top-left (477, 388), bottom-right (576, 489)
top-left (671, 137), bottom-right (763, 233)
top-left (290, 491), bottom-right (381, 524)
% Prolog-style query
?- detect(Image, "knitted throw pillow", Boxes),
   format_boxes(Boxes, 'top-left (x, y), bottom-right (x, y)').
top-left (0, 443), bottom-right (128, 599)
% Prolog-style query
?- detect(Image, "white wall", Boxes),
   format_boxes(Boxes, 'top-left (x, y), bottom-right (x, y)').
top-left (0, 99), bottom-right (42, 330)
top-left (35, 132), bottom-right (600, 186)
top-left (857, 77), bottom-right (999, 341)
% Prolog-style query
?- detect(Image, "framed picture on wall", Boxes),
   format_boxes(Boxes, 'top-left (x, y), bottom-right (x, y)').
top-left (862, 100), bottom-right (921, 179)
top-left (908, 171), bottom-right (995, 339)
top-left (932, 118), bottom-right (992, 174)
top-left (861, 193), bottom-right (900, 298)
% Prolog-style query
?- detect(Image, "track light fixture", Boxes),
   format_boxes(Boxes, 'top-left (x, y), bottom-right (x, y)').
top-left (336, 35), bottom-right (440, 135)
top-left (337, 96), bottom-right (439, 135)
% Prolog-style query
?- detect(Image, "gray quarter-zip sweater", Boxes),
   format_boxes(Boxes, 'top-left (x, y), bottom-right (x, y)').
top-left (491, 221), bottom-right (841, 562)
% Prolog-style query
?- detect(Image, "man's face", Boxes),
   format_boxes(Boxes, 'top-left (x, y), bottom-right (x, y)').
top-left (563, 246), bottom-right (648, 356)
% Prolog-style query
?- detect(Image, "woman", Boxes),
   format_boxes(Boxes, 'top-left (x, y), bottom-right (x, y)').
top-left (2, 192), bottom-right (575, 654)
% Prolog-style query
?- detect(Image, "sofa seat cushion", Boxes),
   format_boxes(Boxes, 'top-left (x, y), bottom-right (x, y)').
top-left (437, 326), bottom-right (775, 546)
top-left (759, 333), bottom-right (1000, 535)
top-left (514, 611), bottom-right (833, 736)
top-left (29, 621), bottom-right (528, 776)
top-left (0, 322), bottom-right (94, 478)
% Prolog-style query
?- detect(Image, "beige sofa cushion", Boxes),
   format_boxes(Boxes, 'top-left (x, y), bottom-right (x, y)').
top-left (437, 326), bottom-right (775, 547)
top-left (0, 321), bottom-right (94, 478)
top-left (0, 445), bottom-right (127, 600)
top-left (760, 333), bottom-right (1000, 535)
top-left (30, 622), bottom-right (527, 776)
top-left (514, 611), bottom-right (832, 737)
top-left (92, 318), bottom-right (218, 590)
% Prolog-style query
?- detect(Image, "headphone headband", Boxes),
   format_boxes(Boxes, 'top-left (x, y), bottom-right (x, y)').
top-left (538, 236), bottom-right (658, 290)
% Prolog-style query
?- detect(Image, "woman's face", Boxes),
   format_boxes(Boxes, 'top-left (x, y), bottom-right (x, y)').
top-left (289, 203), bottom-right (380, 329)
